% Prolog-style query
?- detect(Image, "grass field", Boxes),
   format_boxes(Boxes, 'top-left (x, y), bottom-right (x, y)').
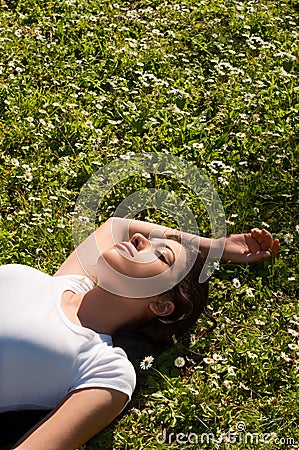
top-left (0, 0), bottom-right (298, 448)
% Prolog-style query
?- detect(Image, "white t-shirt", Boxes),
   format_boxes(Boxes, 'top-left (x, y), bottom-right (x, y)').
top-left (0, 264), bottom-right (136, 412)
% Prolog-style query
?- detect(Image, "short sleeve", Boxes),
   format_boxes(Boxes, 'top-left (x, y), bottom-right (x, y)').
top-left (69, 345), bottom-right (136, 403)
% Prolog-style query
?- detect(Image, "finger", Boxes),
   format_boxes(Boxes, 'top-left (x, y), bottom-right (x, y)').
top-left (257, 230), bottom-right (266, 245)
top-left (260, 229), bottom-right (273, 250)
top-left (250, 228), bottom-right (262, 242)
top-left (250, 228), bottom-right (261, 237)
top-left (271, 239), bottom-right (280, 256)
top-left (251, 228), bottom-right (269, 246)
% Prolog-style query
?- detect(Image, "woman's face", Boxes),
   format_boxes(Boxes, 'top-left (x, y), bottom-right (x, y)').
top-left (96, 233), bottom-right (187, 298)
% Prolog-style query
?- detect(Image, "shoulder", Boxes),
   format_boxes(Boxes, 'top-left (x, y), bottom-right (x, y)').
top-left (71, 340), bottom-right (136, 400)
top-left (96, 343), bottom-right (137, 388)
top-left (0, 264), bottom-right (50, 282)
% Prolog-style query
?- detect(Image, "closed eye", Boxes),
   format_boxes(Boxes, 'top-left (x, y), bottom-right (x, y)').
top-left (155, 250), bottom-right (170, 265)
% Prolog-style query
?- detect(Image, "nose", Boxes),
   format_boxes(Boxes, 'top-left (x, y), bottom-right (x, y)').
top-left (130, 233), bottom-right (151, 252)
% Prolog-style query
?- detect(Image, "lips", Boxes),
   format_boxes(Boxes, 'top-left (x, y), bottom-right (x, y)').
top-left (116, 242), bottom-right (135, 257)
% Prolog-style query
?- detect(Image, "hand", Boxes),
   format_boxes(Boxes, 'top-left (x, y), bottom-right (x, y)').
top-left (222, 228), bottom-right (280, 264)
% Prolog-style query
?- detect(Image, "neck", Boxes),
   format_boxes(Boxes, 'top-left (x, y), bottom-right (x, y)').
top-left (74, 286), bottom-right (152, 335)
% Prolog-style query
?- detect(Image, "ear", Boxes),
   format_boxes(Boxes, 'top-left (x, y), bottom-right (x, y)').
top-left (149, 300), bottom-right (175, 317)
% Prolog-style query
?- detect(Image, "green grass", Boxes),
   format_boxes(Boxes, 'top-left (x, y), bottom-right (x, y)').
top-left (0, 0), bottom-right (298, 448)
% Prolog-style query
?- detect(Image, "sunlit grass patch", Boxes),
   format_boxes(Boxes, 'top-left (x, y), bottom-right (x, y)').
top-left (0, 0), bottom-right (298, 448)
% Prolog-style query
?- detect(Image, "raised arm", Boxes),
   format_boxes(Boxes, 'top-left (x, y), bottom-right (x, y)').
top-left (124, 221), bottom-right (280, 263)
top-left (13, 388), bottom-right (127, 450)
top-left (54, 218), bottom-right (279, 279)
top-left (54, 217), bottom-right (212, 279)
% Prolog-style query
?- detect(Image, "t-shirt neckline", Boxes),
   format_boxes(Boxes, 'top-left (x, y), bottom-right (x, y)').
top-left (53, 274), bottom-right (113, 346)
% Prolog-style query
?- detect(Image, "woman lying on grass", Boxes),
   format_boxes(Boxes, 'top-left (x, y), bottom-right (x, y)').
top-left (0, 217), bottom-right (279, 449)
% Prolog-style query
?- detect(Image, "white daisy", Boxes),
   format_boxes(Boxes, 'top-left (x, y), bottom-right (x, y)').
top-left (203, 357), bottom-right (214, 365)
top-left (213, 261), bottom-right (220, 270)
top-left (213, 354), bottom-right (223, 362)
top-left (192, 142), bottom-right (204, 149)
top-left (288, 343), bottom-right (299, 351)
top-left (210, 372), bottom-right (220, 379)
top-left (140, 355), bottom-right (154, 370)
top-left (223, 380), bottom-right (233, 389)
top-left (209, 373), bottom-right (220, 386)
top-left (227, 366), bottom-right (236, 376)
top-left (174, 356), bottom-right (185, 368)
top-left (190, 334), bottom-right (197, 345)
top-left (281, 351), bottom-right (292, 362)
top-left (24, 172), bottom-right (33, 182)
top-left (172, 334), bottom-right (178, 344)
top-left (290, 319), bottom-right (299, 326)
top-left (267, 397), bottom-right (277, 405)
top-left (233, 278), bottom-right (241, 288)
top-left (284, 233), bottom-right (294, 245)
top-left (218, 176), bottom-right (229, 186)
top-left (261, 222), bottom-right (270, 228)
top-left (254, 319), bottom-right (265, 326)
top-left (288, 329), bottom-right (299, 337)
top-left (246, 288), bottom-right (254, 297)
top-left (85, 120), bottom-right (93, 129)
top-left (11, 158), bottom-right (20, 166)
